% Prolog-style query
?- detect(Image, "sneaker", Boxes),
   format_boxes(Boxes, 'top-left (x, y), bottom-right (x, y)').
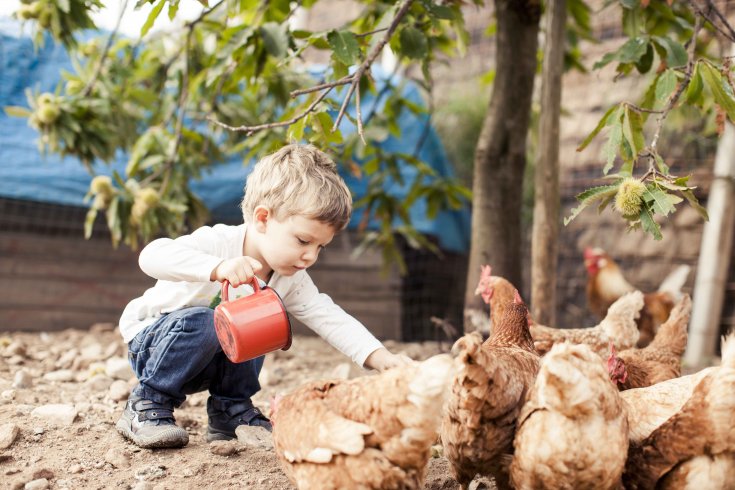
top-left (116, 397), bottom-right (189, 449)
top-left (206, 397), bottom-right (272, 442)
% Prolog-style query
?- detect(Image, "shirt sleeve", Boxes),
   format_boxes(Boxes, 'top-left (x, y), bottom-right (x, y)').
top-left (283, 272), bottom-right (384, 368)
top-left (138, 225), bottom-right (229, 282)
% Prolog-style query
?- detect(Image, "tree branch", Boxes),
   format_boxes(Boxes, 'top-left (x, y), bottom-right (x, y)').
top-left (82, 0), bottom-right (128, 97)
top-left (649, 14), bottom-right (704, 160)
top-left (207, 86), bottom-right (334, 135)
top-left (290, 75), bottom-right (354, 97)
top-left (693, 0), bottom-right (735, 43)
top-left (331, 0), bottom-right (416, 132)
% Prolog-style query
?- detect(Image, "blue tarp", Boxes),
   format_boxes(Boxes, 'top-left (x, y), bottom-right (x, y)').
top-left (0, 17), bottom-right (470, 253)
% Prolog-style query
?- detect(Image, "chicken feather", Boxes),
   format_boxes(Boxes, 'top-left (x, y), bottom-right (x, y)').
top-left (272, 354), bottom-right (454, 490)
top-left (612, 294), bottom-right (691, 390)
top-left (441, 301), bottom-right (540, 490)
top-left (622, 334), bottom-right (735, 489)
top-left (510, 342), bottom-right (629, 490)
top-left (530, 290), bottom-right (644, 356)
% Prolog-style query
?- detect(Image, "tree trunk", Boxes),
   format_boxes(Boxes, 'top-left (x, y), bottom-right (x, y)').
top-left (464, 0), bottom-right (541, 333)
top-left (531, 0), bottom-right (566, 326)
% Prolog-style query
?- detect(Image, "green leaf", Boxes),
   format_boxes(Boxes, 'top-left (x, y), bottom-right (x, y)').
top-left (398, 27), bottom-right (428, 60)
top-left (652, 36), bottom-right (688, 68)
top-left (635, 43), bottom-right (654, 74)
top-left (260, 22), bottom-right (288, 58)
top-left (639, 204), bottom-right (663, 240)
top-left (564, 184), bottom-right (620, 225)
top-left (577, 104), bottom-right (621, 152)
top-left (327, 30), bottom-right (360, 66)
top-left (622, 105), bottom-right (645, 159)
top-left (700, 62), bottom-right (735, 123)
top-left (58, 0), bottom-right (71, 13)
top-left (141, 0), bottom-right (166, 37)
top-left (4, 106), bottom-right (32, 118)
top-left (685, 63), bottom-right (703, 105)
top-left (643, 187), bottom-right (679, 216)
top-left (619, 0), bottom-right (638, 9)
top-left (602, 118), bottom-right (624, 174)
top-left (655, 69), bottom-right (677, 103)
top-left (654, 154), bottom-right (670, 175)
top-left (681, 189), bottom-right (709, 221)
top-left (618, 37), bottom-right (649, 63)
top-left (287, 116), bottom-right (306, 142)
top-left (84, 208), bottom-right (97, 239)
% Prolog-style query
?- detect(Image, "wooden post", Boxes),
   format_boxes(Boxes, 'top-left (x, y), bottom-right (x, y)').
top-left (685, 119), bottom-right (735, 367)
top-left (531, 0), bottom-right (566, 325)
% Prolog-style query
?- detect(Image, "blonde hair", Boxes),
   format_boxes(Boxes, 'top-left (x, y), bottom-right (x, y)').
top-left (241, 144), bottom-right (353, 230)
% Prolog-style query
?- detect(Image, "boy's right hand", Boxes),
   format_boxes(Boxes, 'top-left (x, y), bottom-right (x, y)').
top-left (210, 256), bottom-right (263, 287)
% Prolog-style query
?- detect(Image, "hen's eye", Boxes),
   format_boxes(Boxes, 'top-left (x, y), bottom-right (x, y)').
top-left (297, 238), bottom-right (308, 245)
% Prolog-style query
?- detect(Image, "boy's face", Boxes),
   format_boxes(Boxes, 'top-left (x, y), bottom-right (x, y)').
top-left (257, 213), bottom-right (336, 277)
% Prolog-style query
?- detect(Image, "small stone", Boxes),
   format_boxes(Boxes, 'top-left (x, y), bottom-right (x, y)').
top-left (134, 465), bottom-right (167, 481)
top-left (31, 404), bottom-right (77, 426)
top-left (209, 440), bottom-right (239, 456)
top-left (23, 479), bottom-right (49, 490)
top-left (258, 367), bottom-right (271, 387)
top-left (430, 443), bottom-right (443, 458)
top-left (33, 427), bottom-right (44, 435)
top-left (0, 423), bottom-right (20, 449)
top-left (12, 370), bottom-right (33, 389)
top-left (43, 370), bottom-right (75, 382)
top-left (32, 469), bottom-right (54, 480)
top-left (85, 375), bottom-right (114, 394)
top-left (67, 464), bottom-right (82, 474)
top-left (5, 342), bottom-right (26, 357)
top-left (104, 447), bottom-right (131, 469)
top-left (105, 357), bottom-right (133, 381)
top-left (1, 390), bottom-right (15, 401)
top-left (235, 425), bottom-right (273, 449)
top-left (108, 380), bottom-right (130, 402)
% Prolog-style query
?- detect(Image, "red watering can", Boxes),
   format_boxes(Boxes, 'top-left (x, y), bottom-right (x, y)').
top-left (214, 278), bottom-right (292, 363)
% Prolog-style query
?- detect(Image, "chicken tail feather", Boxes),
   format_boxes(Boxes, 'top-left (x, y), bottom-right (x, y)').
top-left (721, 332), bottom-right (735, 369)
top-left (657, 264), bottom-right (691, 299)
top-left (408, 354), bottom-right (455, 406)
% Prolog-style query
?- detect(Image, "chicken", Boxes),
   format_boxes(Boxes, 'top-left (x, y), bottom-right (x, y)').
top-left (271, 354), bottom-right (454, 490)
top-left (607, 294), bottom-right (690, 390)
top-left (478, 266), bottom-right (644, 357)
top-left (510, 342), bottom-right (629, 490)
top-left (584, 247), bottom-right (690, 347)
top-left (621, 333), bottom-right (735, 489)
top-left (441, 296), bottom-right (540, 489)
top-left (530, 290), bottom-right (644, 357)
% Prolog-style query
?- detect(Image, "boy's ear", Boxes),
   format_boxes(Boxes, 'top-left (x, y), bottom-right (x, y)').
top-left (253, 205), bottom-right (270, 232)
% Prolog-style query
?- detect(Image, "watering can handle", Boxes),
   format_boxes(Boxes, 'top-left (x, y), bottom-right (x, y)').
top-left (221, 277), bottom-right (261, 303)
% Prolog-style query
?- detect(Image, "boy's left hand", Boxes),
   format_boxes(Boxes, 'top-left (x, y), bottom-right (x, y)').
top-left (364, 348), bottom-right (414, 372)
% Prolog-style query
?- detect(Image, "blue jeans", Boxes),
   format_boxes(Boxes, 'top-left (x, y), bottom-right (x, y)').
top-left (127, 307), bottom-right (264, 408)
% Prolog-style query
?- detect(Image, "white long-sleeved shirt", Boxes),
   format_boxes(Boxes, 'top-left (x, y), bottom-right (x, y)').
top-left (119, 223), bottom-right (384, 367)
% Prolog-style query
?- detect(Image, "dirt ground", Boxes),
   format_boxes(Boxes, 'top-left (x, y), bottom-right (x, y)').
top-left (0, 324), bottom-right (466, 489)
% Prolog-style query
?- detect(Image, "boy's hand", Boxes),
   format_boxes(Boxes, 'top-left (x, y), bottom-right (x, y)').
top-left (210, 256), bottom-right (263, 287)
top-left (364, 348), bottom-right (414, 372)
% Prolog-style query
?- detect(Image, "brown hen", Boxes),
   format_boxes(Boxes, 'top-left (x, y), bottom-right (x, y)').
top-left (622, 333), bottom-right (735, 489)
top-left (584, 247), bottom-right (690, 347)
top-left (609, 294), bottom-right (691, 391)
top-left (510, 342), bottom-right (629, 490)
top-left (441, 296), bottom-right (539, 489)
top-left (479, 268), bottom-right (643, 357)
top-left (271, 354), bottom-right (453, 490)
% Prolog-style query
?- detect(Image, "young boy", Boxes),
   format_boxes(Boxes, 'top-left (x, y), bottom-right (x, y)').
top-left (116, 144), bottom-right (410, 449)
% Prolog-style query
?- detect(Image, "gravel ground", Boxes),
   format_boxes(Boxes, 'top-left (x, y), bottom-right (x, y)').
top-left (0, 324), bottom-right (466, 489)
